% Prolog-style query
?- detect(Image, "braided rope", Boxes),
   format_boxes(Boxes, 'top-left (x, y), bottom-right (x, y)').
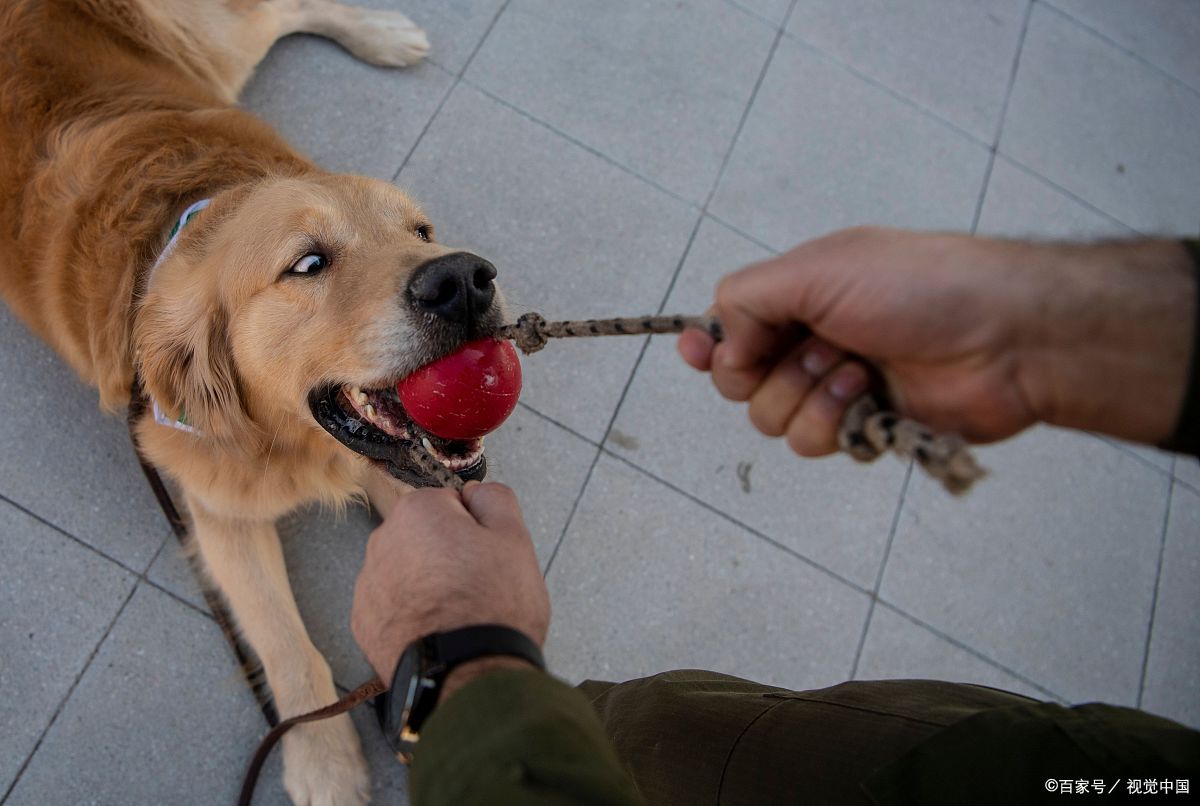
top-left (496, 312), bottom-right (986, 496)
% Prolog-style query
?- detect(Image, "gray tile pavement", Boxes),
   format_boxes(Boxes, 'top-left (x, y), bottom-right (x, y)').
top-left (544, 455), bottom-right (871, 689)
top-left (709, 34), bottom-right (991, 250)
top-left (976, 156), bottom-right (1135, 239)
top-left (786, 0), bottom-right (1029, 142)
top-left (241, 36), bottom-right (455, 180)
top-left (881, 426), bottom-right (1171, 706)
top-left (729, 0), bottom-right (793, 27)
top-left (1141, 482), bottom-right (1200, 728)
top-left (1001, 3), bottom-right (1200, 235)
top-left (4, 585), bottom-right (273, 806)
top-left (0, 306), bottom-right (169, 572)
top-left (4, 0), bottom-right (1200, 802)
top-left (1046, 0), bottom-right (1200, 92)
top-left (466, 0), bottom-right (778, 203)
top-left (0, 501), bottom-right (137, 794)
top-left (854, 604), bottom-right (1050, 702)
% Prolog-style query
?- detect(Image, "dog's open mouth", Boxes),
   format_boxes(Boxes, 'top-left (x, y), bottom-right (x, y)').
top-left (308, 382), bottom-right (487, 486)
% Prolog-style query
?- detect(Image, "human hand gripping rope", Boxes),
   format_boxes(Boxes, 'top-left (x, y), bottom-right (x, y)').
top-left (409, 311), bottom-right (986, 496)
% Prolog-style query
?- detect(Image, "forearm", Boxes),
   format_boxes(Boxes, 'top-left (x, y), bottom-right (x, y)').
top-left (1014, 238), bottom-right (1196, 446)
top-left (412, 668), bottom-right (644, 806)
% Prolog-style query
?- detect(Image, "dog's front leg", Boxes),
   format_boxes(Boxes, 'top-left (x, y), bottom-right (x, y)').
top-left (187, 498), bottom-right (370, 806)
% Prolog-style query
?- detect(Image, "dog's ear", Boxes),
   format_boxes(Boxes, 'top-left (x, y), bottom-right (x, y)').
top-left (135, 284), bottom-right (261, 451)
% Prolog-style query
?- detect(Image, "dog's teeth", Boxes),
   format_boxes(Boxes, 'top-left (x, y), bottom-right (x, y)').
top-left (421, 437), bottom-right (434, 453)
top-left (365, 403), bottom-right (376, 419)
top-left (356, 391), bottom-right (368, 405)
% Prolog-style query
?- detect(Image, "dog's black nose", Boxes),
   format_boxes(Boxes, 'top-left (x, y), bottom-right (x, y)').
top-left (407, 252), bottom-right (497, 324)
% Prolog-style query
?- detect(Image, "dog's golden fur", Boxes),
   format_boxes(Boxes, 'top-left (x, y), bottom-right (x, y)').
top-left (1, 1), bottom-right (456, 802)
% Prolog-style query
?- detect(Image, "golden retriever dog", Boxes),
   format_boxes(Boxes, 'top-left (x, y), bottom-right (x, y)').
top-left (1, 1), bottom-right (508, 802)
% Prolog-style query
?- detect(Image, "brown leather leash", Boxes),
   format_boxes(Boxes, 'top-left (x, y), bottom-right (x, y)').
top-left (128, 313), bottom-right (985, 806)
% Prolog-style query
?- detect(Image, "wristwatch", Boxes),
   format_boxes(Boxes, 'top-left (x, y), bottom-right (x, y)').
top-left (375, 624), bottom-right (545, 762)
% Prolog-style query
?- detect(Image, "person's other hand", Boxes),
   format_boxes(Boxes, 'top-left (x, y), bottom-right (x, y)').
top-left (351, 482), bottom-right (550, 692)
top-left (679, 227), bottom-right (1193, 454)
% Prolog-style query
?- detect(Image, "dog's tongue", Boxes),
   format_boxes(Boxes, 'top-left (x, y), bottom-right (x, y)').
top-left (397, 338), bottom-right (522, 440)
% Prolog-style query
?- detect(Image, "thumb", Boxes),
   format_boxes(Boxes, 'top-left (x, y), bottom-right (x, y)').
top-left (714, 252), bottom-right (820, 371)
top-left (461, 482), bottom-right (526, 533)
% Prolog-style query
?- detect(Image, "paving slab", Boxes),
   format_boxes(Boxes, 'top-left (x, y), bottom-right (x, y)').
top-left (1046, 0), bottom-right (1200, 92)
top-left (855, 604), bottom-right (1051, 702)
top-left (882, 425), bottom-right (1170, 707)
top-left (241, 33), bottom-right (454, 180)
top-left (786, 0), bottom-right (1028, 141)
top-left (467, 0), bottom-right (777, 203)
top-left (5, 584), bottom-right (274, 806)
top-left (709, 35), bottom-right (990, 252)
top-left (1176, 456), bottom-right (1200, 492)
top-left (0, 306), bottom-right (169, 572)
top-left (398, 83), bottom-right (697, 441)
top-left (1000, 4), bottom-right (1200, 236)
top-left (545, 455), bottom-right (870, 690)
top-left (608, 217), bottom-right (907, 589)
top-left (0, 500), bottom-right (137, 795)
top-left (976, 156), bottom-right (1135, 238)
top-left (1140, 482), bottom-right (1200, 730)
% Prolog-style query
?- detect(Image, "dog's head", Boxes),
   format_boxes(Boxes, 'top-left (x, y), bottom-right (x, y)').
top-left (134, 174), bottom-right (507, 485)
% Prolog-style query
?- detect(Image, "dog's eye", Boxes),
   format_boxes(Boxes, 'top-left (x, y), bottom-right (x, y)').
top-left (287, 253), bottom-right (329, 276)
top-left (416, 225), bottom-right (432, 243)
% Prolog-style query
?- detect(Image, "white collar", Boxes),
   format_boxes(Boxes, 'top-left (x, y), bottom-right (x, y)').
top-left (147, 198), bottom-right (211, 434)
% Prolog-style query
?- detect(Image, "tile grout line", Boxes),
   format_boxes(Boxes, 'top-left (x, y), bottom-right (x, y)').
top-left (1092, 433), bottom-right (1179, 479)
top-left (600, 446), bottom-right (871, 596)
top-left (390, 0), bottom-right (515, 184)
top-left (873, 599), bottom-right (1066, 702)
top-left (780, 29), bottom-right (992, 152)
top-left (849, 461), bottom-right (914, 679)
top-left (722, 0), bottom-right (785, 30)
top-left (516, 401), bottom-right (602, 448)
top-left (700, 0), bottom-right (798, 207)
top-left (1136, 476), bottom-right (1176, 708)
top-left (970, 0), bottom-right (1034, 234)
top-left (992, 153), bottom-right (1144, 236)
top-left (541, 210), bottom-right (708, 577)
top-left (0, 491), bottom-right (162, 581)
top-left (461, 80), bottom-right (700, 210)
top-left (702, 211), bottom-right (784, 255)
top-left (543, 2), bottom-right (797, 578)
top-left (1038, 1), bottom-right (1200, 101)
top-left (1, 584), bottom-right (140, 805)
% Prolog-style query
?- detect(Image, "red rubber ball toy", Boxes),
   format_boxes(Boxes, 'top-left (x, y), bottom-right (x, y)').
top-left (398, 338), bottom-right (522, 440)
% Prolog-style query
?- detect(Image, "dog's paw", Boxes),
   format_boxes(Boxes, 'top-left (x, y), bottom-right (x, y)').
top-left (340, 10), bottom-right (430, 67)
top-left (282, 713), bottom-right (371, 806)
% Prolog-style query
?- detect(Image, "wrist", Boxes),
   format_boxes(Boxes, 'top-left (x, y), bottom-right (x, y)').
top-left (1015, 239), bottom-right (1194, 444)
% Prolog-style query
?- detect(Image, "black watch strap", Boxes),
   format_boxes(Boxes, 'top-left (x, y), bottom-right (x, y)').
top-left (376, 624), bottom-right (545, 761)
top-left (428, 624), bottom-right (546, 672)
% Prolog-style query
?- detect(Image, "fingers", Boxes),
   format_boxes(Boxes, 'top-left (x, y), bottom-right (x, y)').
top-left (714, 253), bottom-right (819, 372)
top-left (784, 361), bottom-right (870, 456)
top-left (746, 339), bottom-right (841, 436)
top-left (677, 328), bottom-right (715, 371)
top-left (462, 481), bottom-right (527, 534)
